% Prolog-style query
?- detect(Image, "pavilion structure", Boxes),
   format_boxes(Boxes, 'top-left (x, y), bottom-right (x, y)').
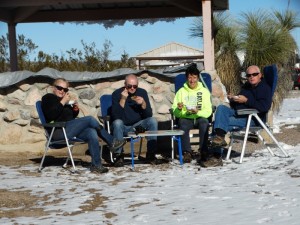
top-left (0, 0), bottom-right (229, 72)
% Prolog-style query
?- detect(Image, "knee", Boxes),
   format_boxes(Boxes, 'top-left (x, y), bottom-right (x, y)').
top-left (147, 117), bottom-right (157, 130)
top-left (112, 119), bottom-right (124, 129)
top-left (178, 119), bottom-right (189, 130)
top-left (216, 105), bottom-right (228, 114)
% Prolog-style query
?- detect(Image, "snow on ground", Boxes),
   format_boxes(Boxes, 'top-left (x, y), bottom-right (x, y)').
top-left (0, 92), bottom-right (300, 225)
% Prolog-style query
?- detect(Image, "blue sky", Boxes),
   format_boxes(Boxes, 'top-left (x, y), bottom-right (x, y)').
top-left (0, 0), bottom-right (299, 60)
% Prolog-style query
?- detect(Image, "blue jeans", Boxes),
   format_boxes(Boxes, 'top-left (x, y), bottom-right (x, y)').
top-left (178, 117), bottom-right (209, 153)
top-left (213, 105), bottom-right (255, 133)
top-left (52, 116), bottom-right (113, 167)
top-left (112, 117), bottom-right (158, 154)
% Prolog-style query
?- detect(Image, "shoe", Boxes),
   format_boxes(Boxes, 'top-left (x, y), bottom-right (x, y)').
top-left (196, 150), bottom-right (210, 164)
top-left (113, 153), bottom-right (124, 167)
top-left (145, 152), bottom-right (166, 165)
top-left (198, 155), bottom-right (223, 168)
top-left (109, 139), bottom-right (126, 153)
top-left (90, 165), bottom-right (109, 174)
top-left (211, 135), bottom-right (227, 147)
top-left (183, 151), bottom-right (193, 163)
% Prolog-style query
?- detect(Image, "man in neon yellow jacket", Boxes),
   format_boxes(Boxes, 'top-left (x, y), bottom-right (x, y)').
top-left (172, 65), bottom-right (212, 163)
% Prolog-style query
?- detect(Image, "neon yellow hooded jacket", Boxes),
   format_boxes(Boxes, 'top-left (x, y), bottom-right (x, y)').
top-left (172, 81), bottom-right (212, 119)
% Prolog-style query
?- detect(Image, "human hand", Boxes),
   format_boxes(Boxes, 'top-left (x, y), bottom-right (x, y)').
top-left (227, 93), bottom-right (238, 101)
top-left (189, 108), bottom-right (198, 114)
top-left (234, 95), bottom-right (247, 103)
top-left (72, 100), bottom-right (79, 111)
top-left (177, 102), bottom-right (184, 110)
top-left (61, 92), bottom-right (71, 105)
top-left (121, 88), bottom-right (129, 99)
top-left (133, 96), bottom-right (144, 105)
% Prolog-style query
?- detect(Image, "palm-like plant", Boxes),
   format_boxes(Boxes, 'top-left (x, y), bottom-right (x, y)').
top-left (240, 10), bottom-right (297, 69)
top-left (189, 12), bottom-right (242, 94)
top-left (240, 10), bottom-right (298, 110)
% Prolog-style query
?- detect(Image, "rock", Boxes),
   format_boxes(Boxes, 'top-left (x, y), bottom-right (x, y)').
top-left (157, 104), bottom-right (171, 114)
top-left (3, 110), bottom-right (20, 122)
top-left (7, 89), bottom-right (26, 101)
top-left (0, 101), bottom-right (7, 111)
top-left (24, 87), bottom-right (42, 106)
top-left (0, 124), bottom-right (22, 144)
top-left (79, 89), bottom-right (96, 100)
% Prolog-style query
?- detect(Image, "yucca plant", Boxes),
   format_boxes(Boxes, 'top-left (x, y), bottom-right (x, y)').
top-left (240, 10), bottom-right (299, 110)
top-left (190, 12), bottom-right (242, 94)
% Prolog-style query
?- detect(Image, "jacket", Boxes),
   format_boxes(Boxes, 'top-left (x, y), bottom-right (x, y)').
top-left (111, 87), bottom-right (153, 126)
top-left (41, 93), bottom-right (79, 123)
top-left (231, 79), bottom-right (272, 122)
top-left (172, 81), bottom-right (212, 119)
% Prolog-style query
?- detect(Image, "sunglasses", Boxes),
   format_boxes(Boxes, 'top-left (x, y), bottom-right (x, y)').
top-left (126, 84), bottom-right (138, 89)
top-left (246, 72), bottom-right (260, 78)
top-left (55, 85), bottom-right (69, 92)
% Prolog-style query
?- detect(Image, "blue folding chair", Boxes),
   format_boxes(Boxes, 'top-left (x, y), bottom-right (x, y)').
top-left (170, 72), bottom-right (213, 159)
top-left (99, 94), bottom-right (143, 164)
top-left (226, 64), bottom-right (289, 163)
top-left (36, 101), bottom-right (85, 172)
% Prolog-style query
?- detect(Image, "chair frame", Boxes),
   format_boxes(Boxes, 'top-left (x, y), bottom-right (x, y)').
top-left (36, 101), bottom-right (85, 172)
top-left (226, 65), bottom-right (289, 163)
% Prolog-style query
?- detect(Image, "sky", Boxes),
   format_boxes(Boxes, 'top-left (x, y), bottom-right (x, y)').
top-left (0, 0), bottom-right (300, 60)
top-left (0, 91), bottom-right (299, 224)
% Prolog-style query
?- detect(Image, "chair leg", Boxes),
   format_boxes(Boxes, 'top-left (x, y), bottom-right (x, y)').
top-left (226, 134), bottom-right (234, 160)
top-left (62, 128), bottom-right (76, 171)
top-left (257, 132), bottom-right (275, 156)
top-left (239, 114), bottom-right (253, 163)
top-left (39, 128), bottom-right (55, 171)
top-left (39, 144), bottom-right (50, 172)
top-left (253, 114), bottom-right (289, 157)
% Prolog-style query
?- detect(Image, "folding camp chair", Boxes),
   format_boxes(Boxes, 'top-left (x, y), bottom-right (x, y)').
top-left (226, 64), bottom-right (289, 163)
top-left (36, 101), bottom-right (86, 172)
top-left (99, 94), bottom-right (143, 163)
top-left (170, 72), bottom-right (213, 159)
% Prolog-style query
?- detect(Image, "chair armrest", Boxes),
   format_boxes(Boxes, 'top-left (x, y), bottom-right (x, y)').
top-left (43, 122), bottom-right (67, 128)
top-left (98, 115), bottom-right (110, 123)
top-left (236, 108), bottom-right (259, 115)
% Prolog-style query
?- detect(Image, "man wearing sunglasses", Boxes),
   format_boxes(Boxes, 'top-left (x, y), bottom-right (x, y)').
top-left (111, 74), bottom-right (160, 166)
top-left (211, 65), bottom-right (272, 147)
top-left (41, 78), bottom-right (126, 174)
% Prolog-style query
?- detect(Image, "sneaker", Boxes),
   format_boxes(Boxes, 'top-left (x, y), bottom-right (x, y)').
top-left (211, 135), bottom-right (227, 147)
top-left (113, 153), bottom-right (124, 167)
top-left (109, 139), bottom-right (126, 153)
top-left (90, 165), bottom-right (109, 173)
top-left (183, 151), bottom-right (193, 163)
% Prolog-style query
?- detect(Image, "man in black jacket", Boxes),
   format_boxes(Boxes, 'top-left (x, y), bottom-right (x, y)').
top-left (111, 74), bottom-right (159, 166)
top-left (211, 65), bottom-right (272, 146)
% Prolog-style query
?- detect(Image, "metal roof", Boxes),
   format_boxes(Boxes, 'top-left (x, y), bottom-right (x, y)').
top-left (136, 42), bottom-right (203, 60)
top-left (0, 0), bottom-right (229, 23)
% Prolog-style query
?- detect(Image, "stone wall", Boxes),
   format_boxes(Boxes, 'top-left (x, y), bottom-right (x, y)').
top-left (0, 70), bottom-right (227, 145)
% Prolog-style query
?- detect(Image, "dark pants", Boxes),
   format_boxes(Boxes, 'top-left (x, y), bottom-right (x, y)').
top-left (178, 117), bottom-right (209, 153)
